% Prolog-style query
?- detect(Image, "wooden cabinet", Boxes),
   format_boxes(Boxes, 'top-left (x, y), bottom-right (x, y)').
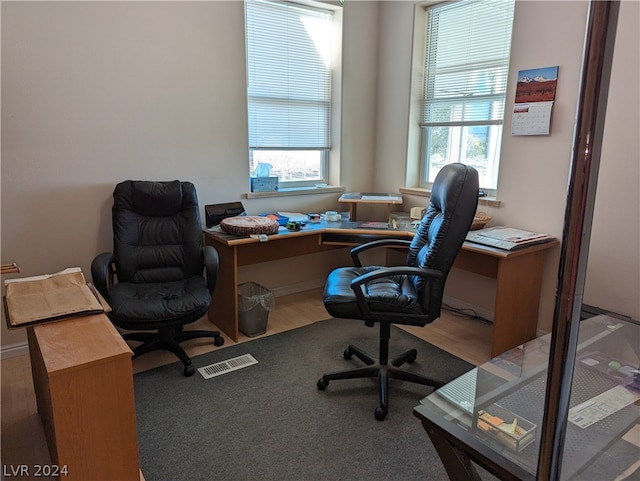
top-left (27, 314), bottom-right (140, 481)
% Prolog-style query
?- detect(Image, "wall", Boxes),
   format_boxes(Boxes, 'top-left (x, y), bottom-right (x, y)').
top-left (583, 0), bottom-right (640, 319)
top-left (2, 1), bottom-right (638, 354)
top-left (374, 1), bottom-right (639, 329)
top-left (0, 1), bottom-right (378, 352)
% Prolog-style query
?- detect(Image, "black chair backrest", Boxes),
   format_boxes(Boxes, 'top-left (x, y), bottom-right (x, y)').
top-left (407, 163), bottom-right (479, 315)
top-left (112, 180), bottom-right (204, 284)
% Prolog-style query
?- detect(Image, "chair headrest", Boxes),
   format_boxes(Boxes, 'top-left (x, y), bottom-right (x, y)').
top-left (430, 163), bottom-right (477, 216)
top-left (115, 180), bottom-right (191, 217)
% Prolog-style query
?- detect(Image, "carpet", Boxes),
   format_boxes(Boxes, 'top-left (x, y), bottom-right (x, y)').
top-left (133, 318), bottom-right (478, 481)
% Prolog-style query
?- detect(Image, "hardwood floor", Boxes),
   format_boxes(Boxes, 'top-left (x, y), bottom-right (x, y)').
top-left (0, 287), bottom-right (492, 480)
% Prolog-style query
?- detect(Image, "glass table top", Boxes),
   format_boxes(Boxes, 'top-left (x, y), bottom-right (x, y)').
top-left (415, 314), bottom-right (640, 481)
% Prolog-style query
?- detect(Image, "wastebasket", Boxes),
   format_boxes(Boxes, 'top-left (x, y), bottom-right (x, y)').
top-left (237, 282), bottom-right (274, 337)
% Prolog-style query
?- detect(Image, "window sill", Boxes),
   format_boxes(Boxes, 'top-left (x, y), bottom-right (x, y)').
top-left (400, 187), bottom-right (502, 208)
top-left (244, 185), bottom-right (345, 199)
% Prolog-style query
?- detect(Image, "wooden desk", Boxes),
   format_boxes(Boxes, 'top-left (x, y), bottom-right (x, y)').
top-left (27, 314), bottom-right (140, 481)
top-left (204, 222), bottom-right (558, 356)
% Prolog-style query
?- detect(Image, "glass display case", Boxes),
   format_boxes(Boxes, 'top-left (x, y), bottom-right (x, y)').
top-left (414, 314), bottom-right (640, 481)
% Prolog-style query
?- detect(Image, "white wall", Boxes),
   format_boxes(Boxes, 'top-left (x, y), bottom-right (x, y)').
top-left (0, 1), bottom-right (379, 350)
top-left (1, 1), bottom-right (638, 353)
top-left (583, 0), bottom-right (640, 319)
top-left (374, 1), bottom-right (639, 330)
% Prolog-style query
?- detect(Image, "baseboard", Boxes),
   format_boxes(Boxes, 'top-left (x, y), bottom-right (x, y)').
top-left (1, 341), bottom-right (29, 359)
top-left (271, 278), bottom-right (325, 297)
top-left (443, 295), bottom-right (495, 324)
top-left (444, 295), bottom-right (552, 338)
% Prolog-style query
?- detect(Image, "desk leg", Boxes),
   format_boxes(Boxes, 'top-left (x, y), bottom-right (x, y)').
top-left (422, 421), bottom-right (483, 481)
top-left (207, 240), bottom-right (239, 342)
top-left (349, 204), bottom-right (358, 221)
top-left (492, 251), bottom-right (546, 356)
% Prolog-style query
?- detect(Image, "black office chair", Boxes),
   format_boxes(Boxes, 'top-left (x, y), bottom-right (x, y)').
top-left (91, 180), bottom-right (224, 377)
top-left (318, 163), bottom-right (479, 420)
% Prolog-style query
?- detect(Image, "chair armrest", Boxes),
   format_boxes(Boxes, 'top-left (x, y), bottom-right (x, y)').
top-left (203, 245), bottom-right (220, 293)
top-left (350, 266), bottom-right (443, 321)
top-left (350, 239), bottom-right (412, 267)
top-left (350, 266), bottom-right (442, 289)
top-left (90, 252), bottom-right (115, 300)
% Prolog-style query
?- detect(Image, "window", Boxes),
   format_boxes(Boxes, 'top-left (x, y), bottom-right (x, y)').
top-left (245, 0), bottom-right (339, 189)
top-left (418, 0), bottom-right (515, 192)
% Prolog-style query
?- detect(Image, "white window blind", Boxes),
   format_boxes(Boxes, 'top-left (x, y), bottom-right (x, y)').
top-left (245, 0), bottom-right (332, 151)
top-left (422, 0), bottom-right (513, 127)
top-left (420, 0), bottom-right (514, 190)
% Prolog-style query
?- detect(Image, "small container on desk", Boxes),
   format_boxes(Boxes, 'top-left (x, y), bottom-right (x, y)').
top-left (475, 404), bottom-right (536, 452)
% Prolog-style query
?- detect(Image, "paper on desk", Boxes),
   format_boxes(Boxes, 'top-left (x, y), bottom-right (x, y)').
top-left (568, 385), bottom-right (640, 429)
top-left (4, 268), bottom-right (104, 328)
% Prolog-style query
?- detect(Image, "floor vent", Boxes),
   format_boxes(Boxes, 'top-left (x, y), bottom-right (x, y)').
top-left (198, 354), bottom-right (258, 379)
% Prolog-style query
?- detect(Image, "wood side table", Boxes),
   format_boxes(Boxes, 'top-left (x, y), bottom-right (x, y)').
top-left (27, 314), bottom-right (140, 481)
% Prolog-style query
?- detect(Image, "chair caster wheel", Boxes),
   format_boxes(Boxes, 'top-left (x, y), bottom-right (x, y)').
top-left (317, 378), bottom-right (328, 390)
top-left (214, 336), bottom-right (225, 347)
top-left (374, 407), bottom-right (387, 421)
top-left (343, 349), bottom-right (352, 360)
top-left (183, 363), bottom-right (196, 377)
top-left (407, 349), bottom-right (417, 363)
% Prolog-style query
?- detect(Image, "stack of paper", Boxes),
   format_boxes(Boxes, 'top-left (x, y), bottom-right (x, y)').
top-left (466, 226), bottom-right (553, 251)
top-left (4, 267), bottom-right (104, 328)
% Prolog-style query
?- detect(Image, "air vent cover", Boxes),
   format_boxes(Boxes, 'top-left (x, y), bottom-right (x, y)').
top-left (198, 354), bottom-right (258, 379)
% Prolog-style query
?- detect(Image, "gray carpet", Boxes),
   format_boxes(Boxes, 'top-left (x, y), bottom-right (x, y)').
top-left (133, 318), bottom-right (482, 481)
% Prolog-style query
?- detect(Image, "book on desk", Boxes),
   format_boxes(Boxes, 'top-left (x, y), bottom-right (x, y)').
top-left (466, 226), bottom-right (554, 251)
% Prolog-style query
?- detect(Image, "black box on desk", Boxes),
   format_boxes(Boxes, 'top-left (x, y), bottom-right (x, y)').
top-left (205, 202), bottom-right (245, 228)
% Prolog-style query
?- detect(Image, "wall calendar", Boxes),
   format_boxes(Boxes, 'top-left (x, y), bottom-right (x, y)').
top-left (511, 66), bottom-right (559, 136)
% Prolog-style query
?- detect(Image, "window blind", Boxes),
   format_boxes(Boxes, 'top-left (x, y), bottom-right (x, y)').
top-left (245, 0), bottom-right (332, 150)
top-left (422, 0), bottom-right (514, 127)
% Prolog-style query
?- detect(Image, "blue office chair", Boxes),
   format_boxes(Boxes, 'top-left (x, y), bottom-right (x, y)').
top-left (318, 163), bottom-right (479, 420)
top-left (91, 180), bottom-right (224, 376)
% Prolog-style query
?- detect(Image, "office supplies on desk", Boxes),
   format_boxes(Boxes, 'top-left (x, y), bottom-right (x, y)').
top-left (477, 405), bottom-right (537, 452)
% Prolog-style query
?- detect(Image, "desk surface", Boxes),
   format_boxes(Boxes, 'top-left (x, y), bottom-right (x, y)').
top-left (32, 314), bottom-right (132, 374)
top-left (205, 220), bottom-right (557, 259)
top-left (414, 314), bottom-right (640, 481)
